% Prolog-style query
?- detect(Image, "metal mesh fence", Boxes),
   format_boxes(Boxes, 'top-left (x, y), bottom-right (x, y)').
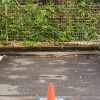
top-left (0, 5), bottom-right (100, 45)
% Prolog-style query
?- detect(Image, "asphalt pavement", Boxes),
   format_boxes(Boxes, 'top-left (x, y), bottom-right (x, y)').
top-left (0, 55), bottom-right (100, 100)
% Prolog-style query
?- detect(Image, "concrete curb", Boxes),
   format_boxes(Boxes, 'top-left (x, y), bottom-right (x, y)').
top-left (0, 51), bottom-right (100, 56)
top-left (0, 46), bottom-right (99, 52)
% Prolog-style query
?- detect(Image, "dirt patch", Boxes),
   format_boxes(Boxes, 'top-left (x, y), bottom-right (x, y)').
top-left (0, 40), bottom-right (99, 47)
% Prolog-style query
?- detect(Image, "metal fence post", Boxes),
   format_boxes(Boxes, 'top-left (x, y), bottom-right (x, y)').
top-left (5, 4), bottom-right (8, 41)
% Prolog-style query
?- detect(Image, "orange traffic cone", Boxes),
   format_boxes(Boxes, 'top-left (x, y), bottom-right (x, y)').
top-left (47, 83), bottom-right (55, 100)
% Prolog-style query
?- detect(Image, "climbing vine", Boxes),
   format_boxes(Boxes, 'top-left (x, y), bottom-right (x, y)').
top-left (0, 1), bottom-right (99, 43)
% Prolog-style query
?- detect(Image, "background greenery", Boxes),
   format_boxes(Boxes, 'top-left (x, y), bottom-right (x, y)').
top-left (0, 0), bottom-right (100, 44)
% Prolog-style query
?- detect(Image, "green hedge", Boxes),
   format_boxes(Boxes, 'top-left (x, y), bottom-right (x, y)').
top-left (0, 2), bottom-right (100, 42)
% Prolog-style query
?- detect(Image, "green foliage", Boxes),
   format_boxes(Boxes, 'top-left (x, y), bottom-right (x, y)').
top-left (65, 0), bottom-right (75, 5)
top-left (4, 41), bottom-right (11, 45)
top-left (20, 4), bottom-right (60, 42)
top-left (73, 1), bottom-right (99, 41)
top-left (0, 1), bottom-right (100, 44)
top-left (25, 41), bottom-right (35, 47)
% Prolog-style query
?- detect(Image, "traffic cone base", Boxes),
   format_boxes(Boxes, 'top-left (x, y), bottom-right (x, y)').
top-left (36, 83), bottom-right (67, 100)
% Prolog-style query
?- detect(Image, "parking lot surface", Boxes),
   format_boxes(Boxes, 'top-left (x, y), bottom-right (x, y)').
top-left (0, 55), bottom-right (100, 100)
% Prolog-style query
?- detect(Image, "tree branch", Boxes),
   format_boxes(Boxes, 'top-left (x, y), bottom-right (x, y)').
top-left (14, 0), bottom-right (24, 8)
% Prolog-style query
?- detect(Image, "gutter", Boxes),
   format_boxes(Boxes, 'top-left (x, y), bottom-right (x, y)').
top-left (0, 46), bottom-right (99, 52)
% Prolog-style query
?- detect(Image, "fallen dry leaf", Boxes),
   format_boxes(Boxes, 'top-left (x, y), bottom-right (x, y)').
top-left (85, 56), bottom-right (89, 59)
top-left (3, 55), bottom-right (7, 57)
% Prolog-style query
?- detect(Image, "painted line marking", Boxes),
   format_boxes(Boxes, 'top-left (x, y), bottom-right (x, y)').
top-left (0, 56), bottom-right (3, 61)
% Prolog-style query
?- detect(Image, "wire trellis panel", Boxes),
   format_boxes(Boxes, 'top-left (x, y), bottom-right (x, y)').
top-left (0, 5), bottom-right (100, 45)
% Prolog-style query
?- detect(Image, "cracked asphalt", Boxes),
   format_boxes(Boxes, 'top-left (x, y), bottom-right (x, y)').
top-left (0, 55), bottom-right (100, 100)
